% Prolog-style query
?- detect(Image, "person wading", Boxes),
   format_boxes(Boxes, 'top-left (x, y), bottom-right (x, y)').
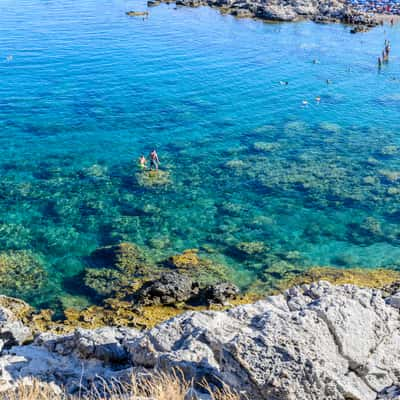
top-left (139, 155), bottom-right (147, 170)
top-left (149, 149), bottom-right (160, 170)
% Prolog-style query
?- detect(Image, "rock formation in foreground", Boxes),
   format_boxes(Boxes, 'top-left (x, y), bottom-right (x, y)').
top-left (1, 281), bottom-right (400, 399)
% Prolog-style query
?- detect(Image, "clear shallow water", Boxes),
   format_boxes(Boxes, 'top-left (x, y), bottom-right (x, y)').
top-left (1, 0), bottom-right (400, 308)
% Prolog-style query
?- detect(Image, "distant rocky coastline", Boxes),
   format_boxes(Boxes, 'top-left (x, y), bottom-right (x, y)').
top-left (147, 0), bottom-right (382, 31)
top-left (1, 281), bottom-right (400, 399)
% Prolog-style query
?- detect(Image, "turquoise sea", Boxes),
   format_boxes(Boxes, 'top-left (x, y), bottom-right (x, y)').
top-left (1, 0), bottom-right (400, 309)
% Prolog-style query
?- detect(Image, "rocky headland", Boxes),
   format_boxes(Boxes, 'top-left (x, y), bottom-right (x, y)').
top-left (149, 0), bottom-right (381, 30)
top-left (1, 281), bottom-right (400, 399)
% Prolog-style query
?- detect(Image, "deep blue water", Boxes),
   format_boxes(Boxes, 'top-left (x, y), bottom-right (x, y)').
top-left (1, 0), bottom-right (400, 308)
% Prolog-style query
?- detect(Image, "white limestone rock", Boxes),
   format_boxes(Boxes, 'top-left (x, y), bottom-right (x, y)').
top-left (0, 306), bottom-right (31, 350)
top-left (126, 281), bottom-right (400, 400)
top-left (0, 282), bottom-right (399, 399)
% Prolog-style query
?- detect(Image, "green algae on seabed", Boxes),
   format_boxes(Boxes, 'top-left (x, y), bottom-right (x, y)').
top-left (280, 267), bottom-right (400, 290)
top-left (3, 120), bottom-right (400, 310)
top-left (0, 251), bottom-right (48, 302)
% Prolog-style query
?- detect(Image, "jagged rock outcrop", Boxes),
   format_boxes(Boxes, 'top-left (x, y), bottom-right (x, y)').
top-left (202, 281), bottom-right (240, 305)
top-left (137, 272), bottom-right (199, 305)
top-left (136, 272), bottom-right (239, 306)
top-left (0, 281), bottom-right (400, 399)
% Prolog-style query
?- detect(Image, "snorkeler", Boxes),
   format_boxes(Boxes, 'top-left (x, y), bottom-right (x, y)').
top-left (139, 155), bottom-right (147, 170)
top-left (149, 149), bottom-right (160, 170)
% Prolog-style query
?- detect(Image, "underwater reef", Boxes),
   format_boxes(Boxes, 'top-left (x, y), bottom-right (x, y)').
top-left (2, 120), bottom-right (400, 315)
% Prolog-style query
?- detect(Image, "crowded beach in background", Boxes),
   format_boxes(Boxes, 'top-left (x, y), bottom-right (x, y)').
top-left (348, 0), bottom-right (400, 15)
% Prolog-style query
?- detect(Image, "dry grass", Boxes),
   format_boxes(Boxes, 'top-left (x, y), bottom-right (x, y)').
top-left (2, 371), bottom-right (242, 400)
top-left (3, 379), bottom-right (64, 400)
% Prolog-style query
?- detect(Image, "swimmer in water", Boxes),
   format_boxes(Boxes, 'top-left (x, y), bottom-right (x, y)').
top-left (385, 42), bottom-right (391, 56)
top-left (312, 59), bottom-right (320, 64)
top-left (6, 55), bottom-right (13, 62)
top-left (139, 155), bottom-right (147, 170)
top-left (315, 96), bottom-right (321, 102)
top-left (326, 79), bottom-right (332, 84)
top-left (302, 100), bottom-right (308, 106)
top-left (280, 81), bottom-right (289, 85)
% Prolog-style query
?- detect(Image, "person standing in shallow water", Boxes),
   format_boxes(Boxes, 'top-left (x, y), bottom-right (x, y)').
top-left (149, 149), bottom-right (160, 170)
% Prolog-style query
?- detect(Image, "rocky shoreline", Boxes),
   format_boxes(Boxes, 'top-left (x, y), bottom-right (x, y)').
top-left (1, 281), bottom-right (400, 399)
top-left (3, 240), bottom-right (400, 336)
top-left (2, 241), bottom-right (400, 398)
top-left (147, 0), bottom-right (382, 31)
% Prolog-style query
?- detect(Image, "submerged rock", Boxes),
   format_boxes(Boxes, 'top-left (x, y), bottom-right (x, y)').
top-left (0, 251), bottom-right (48, 301)
top-left (167, 249), bottom-right (200, 269)
top-left (253, 141), bottom-right (279, 152)
top-left (87, 242), bottom-right (148, 273)
top-left (347, 216), bottom-right (385, 245)
top-left (201, 282), bottom-right (240, 305)
top-left (83, 268), bottom-right (127, 297)
top-left (231, 241), bottom-right (269, 259)
top-left (378, 145), bottom-right (398, 157)
top-left (379, 169), bottom-right (400, 183)
top-left (83, 242), bottom-right (154, 297)
top-left (79, 164), bottom-right (109, 180)
top-left (224, 159), bottom-right (247, 170)
top-left (166, 249), bottom-right (231, 286)
top-left (135, 170), bottom-right (171, 188)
